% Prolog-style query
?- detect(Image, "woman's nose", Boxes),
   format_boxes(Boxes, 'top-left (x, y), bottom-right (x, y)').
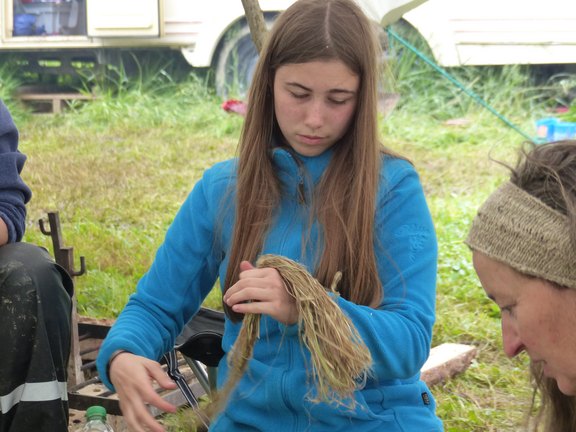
top-left (501, 318), bottom-right (525, 358)
top-left (304, 100), bottom-right (324, 130)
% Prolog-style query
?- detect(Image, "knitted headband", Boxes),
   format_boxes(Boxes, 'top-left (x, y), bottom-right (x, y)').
top-left (466, 181), bottom-right (576, 290)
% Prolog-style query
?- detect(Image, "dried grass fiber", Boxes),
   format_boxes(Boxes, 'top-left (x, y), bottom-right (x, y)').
top-left (208, 254), bottom-right (372, 419)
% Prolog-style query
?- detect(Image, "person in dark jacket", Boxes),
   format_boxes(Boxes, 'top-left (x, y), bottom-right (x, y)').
top-left (0, 99), bottom-right (73, 432)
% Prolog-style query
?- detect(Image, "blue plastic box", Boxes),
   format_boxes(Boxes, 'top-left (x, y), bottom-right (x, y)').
top-left (536, 117), bottom-right (576, 142)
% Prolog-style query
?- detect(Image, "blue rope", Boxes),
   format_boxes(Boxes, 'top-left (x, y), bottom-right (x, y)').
top-left (386, 27), bottom-right (538, 143)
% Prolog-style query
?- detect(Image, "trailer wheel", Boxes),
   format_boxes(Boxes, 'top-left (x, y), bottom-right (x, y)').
top-left (215, 18), bottom-right (275, 98)
top-left (214, 22), bottom-right (258, 98)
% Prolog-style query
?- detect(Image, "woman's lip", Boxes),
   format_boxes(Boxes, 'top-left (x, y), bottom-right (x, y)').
top-left (298, 134), bottom-right (324, 143)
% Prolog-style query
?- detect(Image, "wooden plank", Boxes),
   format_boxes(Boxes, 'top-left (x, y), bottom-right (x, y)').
top-left (17, 92), bottom-right (94, 101)
top-left (68, 300), bottom-right (85, 386)
top-left (420, 343), bottom-right (477, 386)
top-left (17, 92), bottom-right (95, 113)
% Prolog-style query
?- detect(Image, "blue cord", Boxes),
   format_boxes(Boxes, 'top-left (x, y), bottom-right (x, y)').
top-left (386, 27), bottom-right (539, 143)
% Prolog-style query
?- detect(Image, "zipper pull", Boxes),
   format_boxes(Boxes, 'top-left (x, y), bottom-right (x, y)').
top-left (297, 181), bottom-right (306, 204)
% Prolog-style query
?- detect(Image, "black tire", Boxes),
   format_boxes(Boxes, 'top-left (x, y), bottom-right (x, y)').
top-left (214, 19), bottom-right (274, 99)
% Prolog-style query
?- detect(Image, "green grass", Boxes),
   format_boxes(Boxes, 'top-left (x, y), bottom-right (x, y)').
top-left (2, 49), bottom-right (572, 431)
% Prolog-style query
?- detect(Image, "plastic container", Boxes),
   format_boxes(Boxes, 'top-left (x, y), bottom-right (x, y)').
top-left (80, 406), bottom-right (114, 432)
top-left (535, 117), bottom-right (576, 143)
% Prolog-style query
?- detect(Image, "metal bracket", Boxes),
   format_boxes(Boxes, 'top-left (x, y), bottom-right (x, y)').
top-left (38, 211), bottom-right (86, 277)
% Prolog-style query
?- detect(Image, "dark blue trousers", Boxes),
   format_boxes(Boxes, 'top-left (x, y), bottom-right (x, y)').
top-left (0, 243), bottom-right (73, 432)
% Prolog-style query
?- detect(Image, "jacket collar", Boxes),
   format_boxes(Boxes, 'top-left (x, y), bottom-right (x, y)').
top-left (271, 146), bottom-right (334, 199)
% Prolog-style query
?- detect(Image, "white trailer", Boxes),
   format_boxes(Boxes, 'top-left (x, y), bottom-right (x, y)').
top-left (402, 0), bottom-right (576, 68)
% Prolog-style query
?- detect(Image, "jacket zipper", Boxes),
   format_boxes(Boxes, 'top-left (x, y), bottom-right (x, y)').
top-left (280, 336), bottom-right (301, 430)
top-left (297, 178), bottom-right (306, 204)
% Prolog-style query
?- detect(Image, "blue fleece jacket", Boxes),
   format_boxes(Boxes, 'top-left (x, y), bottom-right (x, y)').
top-left (0, 100), bottom-right (31, 243)
top-left (96, 147), bottom-right (443, 431)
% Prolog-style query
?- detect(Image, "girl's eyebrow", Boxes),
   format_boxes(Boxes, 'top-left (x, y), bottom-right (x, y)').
top-left (285, 82), bottom-right (357, 95)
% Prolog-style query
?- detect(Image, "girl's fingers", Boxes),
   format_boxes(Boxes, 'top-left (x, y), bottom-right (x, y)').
top-left (121, 399), bottom-right (164, 432)
top-left (239, 260), bottom-right (255, 272)
top-left (111, 354), bottom-right (177, 432)
top-left (225, 262), bottom-right (297, 323)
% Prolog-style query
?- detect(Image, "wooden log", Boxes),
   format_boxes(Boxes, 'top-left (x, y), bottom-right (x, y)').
top-left (241, 0), bottom-right (268, 53)
top-left (420, 343), bottom-right (477, 386)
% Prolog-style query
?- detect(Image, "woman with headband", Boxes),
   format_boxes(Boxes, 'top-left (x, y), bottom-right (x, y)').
top-left (466, 140), bottom-right (576, 431)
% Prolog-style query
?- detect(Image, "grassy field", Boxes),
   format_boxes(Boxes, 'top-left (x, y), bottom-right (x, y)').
top-left (2, 44), bottom-right (573, 431)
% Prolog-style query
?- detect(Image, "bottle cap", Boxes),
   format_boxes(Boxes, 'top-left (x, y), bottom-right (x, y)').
top-left (86, 405), bottom-right (107, 419)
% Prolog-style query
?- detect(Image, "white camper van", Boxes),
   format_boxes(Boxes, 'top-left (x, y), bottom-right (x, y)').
top-left (2, 0), bottom-right (576, 95)
top-left (2, 0), bottom-right (426, 95)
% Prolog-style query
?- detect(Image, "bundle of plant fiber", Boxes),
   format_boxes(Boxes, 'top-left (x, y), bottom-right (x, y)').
top-left (214, 254), bottom-right (373, 415)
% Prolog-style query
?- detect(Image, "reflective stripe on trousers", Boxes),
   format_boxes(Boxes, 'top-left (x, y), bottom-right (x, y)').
top-left (0, 381), bottom-right (68, 415)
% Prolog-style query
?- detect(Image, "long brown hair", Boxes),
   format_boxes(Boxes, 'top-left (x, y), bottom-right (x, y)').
top-left (530, 363), bottom-right (576, 431)
top-left (508, 140), bottom-right (576, 431)
top-left (224, 0), bottom-right (392, 321)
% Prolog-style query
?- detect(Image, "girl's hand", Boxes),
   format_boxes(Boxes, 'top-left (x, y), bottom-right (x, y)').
top-left (223, 261), bottom-right (298, 325)
top-left (109, 352), bottom-right (177, 432)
